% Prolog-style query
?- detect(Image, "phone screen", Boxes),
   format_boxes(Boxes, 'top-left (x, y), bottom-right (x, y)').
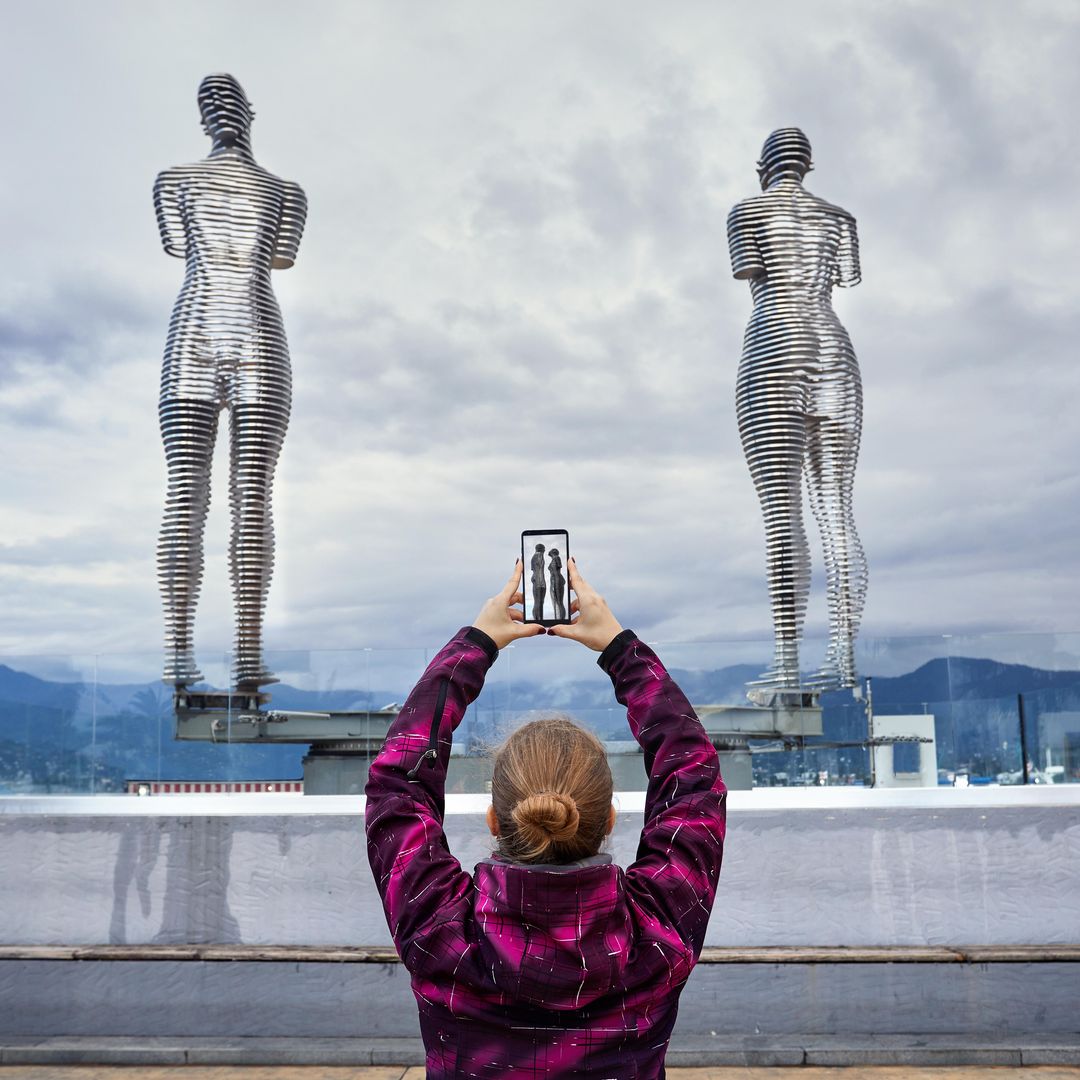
top-left (521, 530), bottom-right (570, 626)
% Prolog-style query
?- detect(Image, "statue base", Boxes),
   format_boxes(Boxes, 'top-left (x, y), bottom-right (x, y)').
top-left (692, 699), bottom-right (824, 791)
top-left (746, 687), bottom-right (820, 709)
top-left (174, 688), bottom-right (272, 714)
top-left (174, 692), bottom-right (399, 792)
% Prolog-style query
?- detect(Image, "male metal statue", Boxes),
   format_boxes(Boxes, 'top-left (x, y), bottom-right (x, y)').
top-left (530, 544), bottom-right (547, 621)
top-left (727, 127), bottom-right (867, 698)
top-left (155, 73), bottom-right (307, 689)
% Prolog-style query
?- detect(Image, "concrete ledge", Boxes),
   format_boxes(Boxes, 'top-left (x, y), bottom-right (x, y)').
top-left (1023, 1044), bottom-right (1080, 1066)
top-left (3, 1034), bottom-right (1079, 1067)
top-left (0, 1036), bottom-right (425, 1066)
top-left (4, 959), bottom-right (1078, 1039)
top-left (801, 1041), bottom-right (1023, 1067)
top-left (4, 943), bottom-right (1079, 963)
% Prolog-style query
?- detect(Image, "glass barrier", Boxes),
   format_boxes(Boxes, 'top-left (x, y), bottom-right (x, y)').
top-left (1, 631), bottom-right (1078, 794)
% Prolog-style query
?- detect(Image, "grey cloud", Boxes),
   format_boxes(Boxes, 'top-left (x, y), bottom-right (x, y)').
top-left (1, 1), bottom-right (1078, 663)
top-left (880, 16), bottom-right (1002, 177)
top-left (1, 396), bottom-right (69, 430)
top-left (567, 115), bottom-right (719, 253)
top-left (471, 160), bottom-right (565, 234)
top-left (292, 289), bottom-right (736, 468)
top-left (0, 527), bottom-right (152, 568)
top-left (569, 140), bottom-right (638, 244)
top-left (0, 277), bottom-right (159, 384)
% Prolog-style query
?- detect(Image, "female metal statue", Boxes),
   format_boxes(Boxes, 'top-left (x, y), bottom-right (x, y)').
top-left (727, 128), bottom-right (867, 697)
top-left (154, 73), bottom-right (307, 689)
top-left (548, 548), bottom-right (566, 621)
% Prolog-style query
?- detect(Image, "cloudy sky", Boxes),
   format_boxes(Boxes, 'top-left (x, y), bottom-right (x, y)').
top-left (1, 0), bottom-right (1078, 677)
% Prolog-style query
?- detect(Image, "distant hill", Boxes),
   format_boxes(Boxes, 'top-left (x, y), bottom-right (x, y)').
top-left (0, 664), bottom-right (403, 726)
top-left (868, 656), bottom-right (1080, 706)
top-left (1, 654), bottom-right (1077, 790)
top-left (0, 664), bottom-right (85, 712)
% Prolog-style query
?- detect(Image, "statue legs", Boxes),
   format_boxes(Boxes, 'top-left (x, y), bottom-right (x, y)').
top-left (739, 403), bottom-right (812, 689)
top-left (552, 585), bottom-right (566, 620)
top-left (158, 398), bottom-right (219, 685)
top-left (158, 365), bottom-right (289, 689)
top-left (805, 371), bottom-right (866, 689)
top-left (229, 397), bottom-right (289, 689)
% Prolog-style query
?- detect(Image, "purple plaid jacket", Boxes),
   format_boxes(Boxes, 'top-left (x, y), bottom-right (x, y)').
top-left (364, 627), bottom-right (727, 1079)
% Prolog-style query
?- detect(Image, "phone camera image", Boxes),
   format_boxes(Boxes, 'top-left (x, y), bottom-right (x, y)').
top-left (521, 530), bottom-right (570, 626)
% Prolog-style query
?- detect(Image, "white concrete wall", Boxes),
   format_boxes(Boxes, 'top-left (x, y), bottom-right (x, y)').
top-left (2, 787), bottom-right (1079, 948)
top-left (872, 714), bottom-right (938, 788)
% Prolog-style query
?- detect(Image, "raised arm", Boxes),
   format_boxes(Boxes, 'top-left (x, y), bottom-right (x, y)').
top-left (153, 169), bottom-right (186, 259)
top-left (272, 180), bottom-right (307, 270)
top-left (364, 626), bottom-right (494, 960)
top-left (364, 564), bottom-right (543, 963)
top-left (726, 198), bottom-right (765, 281)
top-left (551, 560), bottom-right (726, 958)
top-left (602, 633), bottom-right (726, 957)
top-left (836, 210), bottom-right (861, 288)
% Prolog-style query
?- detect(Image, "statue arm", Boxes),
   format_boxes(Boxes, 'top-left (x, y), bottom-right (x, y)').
top-left (836, 213), bottom-right (861, 288)
top-left (272, 181), bottom-right (308, 270)
top-left (153, 171), bottom-right (185, 259)
top-left (726, 202), bottom-right (765, 281)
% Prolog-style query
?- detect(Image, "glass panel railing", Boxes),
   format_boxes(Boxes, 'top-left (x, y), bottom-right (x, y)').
top-left (1, 631), bottom-right (1078, 794)
top-left (1020, 679), bottom-right (1080, 785)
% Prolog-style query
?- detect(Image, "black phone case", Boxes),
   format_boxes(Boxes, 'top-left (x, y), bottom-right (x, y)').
top-left (521, 529), bottom-right (571, 627)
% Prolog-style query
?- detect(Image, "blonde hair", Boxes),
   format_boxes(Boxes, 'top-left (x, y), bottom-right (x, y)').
top-left (491, 716), bottom-right (613, 864)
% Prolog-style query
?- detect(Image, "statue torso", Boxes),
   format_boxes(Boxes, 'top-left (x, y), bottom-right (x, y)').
top-left (165, 156), bottom-right (291, 272)
top-left (728, 181), bottom-right (858, 308)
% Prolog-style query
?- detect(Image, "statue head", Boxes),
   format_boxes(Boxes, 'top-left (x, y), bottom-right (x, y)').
top-left (757, 127), bottom-right (812, 189)
top-left (535, 544), bottom-right (545, 553)
top-left (198, 73), bottom-right (254, 146)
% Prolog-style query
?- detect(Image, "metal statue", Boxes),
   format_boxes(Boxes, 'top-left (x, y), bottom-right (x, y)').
top-left (548, 549), bottom-right (566, 620)
top-left (727, 127), bottom-right (867, 698)
top-left (154, 73), bottom-right (307, 689)
top-left (530, 544), bottom-right (547, 622)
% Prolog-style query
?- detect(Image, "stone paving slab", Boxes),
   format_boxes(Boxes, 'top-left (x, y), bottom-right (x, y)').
top-left (0, 1038), bottom-right (425, 1067)
top-left (661, 1072), bottom-right (1080, 1079)
top-left (0, 1071), bottom-right (407, 1079)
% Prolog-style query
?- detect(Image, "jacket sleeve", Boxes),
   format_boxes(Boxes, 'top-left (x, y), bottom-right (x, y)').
top-left (599, 630), bottom-right (727, 959)
top-left (364, 626), bottom-right (497, 961)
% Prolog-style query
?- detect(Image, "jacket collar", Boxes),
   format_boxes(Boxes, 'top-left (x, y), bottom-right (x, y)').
top-left (474, 852), bottom-right (613, 874)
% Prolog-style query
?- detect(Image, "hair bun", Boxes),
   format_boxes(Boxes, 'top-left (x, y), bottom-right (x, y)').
top-left (512, 791), bottom-right (581, 854)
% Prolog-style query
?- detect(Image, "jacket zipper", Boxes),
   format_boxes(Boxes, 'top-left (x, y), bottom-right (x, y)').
top-left (407, 678), bottom-right (448, 778)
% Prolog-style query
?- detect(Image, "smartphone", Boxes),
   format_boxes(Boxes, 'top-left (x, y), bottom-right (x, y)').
top-left (521, 530), bottom-right (571, 626)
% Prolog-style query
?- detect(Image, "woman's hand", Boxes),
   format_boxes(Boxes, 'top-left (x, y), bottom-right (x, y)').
top-left (548, 558), bottom-right (624, 652)
top-left (472, 561), bottom-right (547, 650)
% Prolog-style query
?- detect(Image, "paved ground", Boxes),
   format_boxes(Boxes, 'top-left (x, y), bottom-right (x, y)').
top-left (3, 1068), bottom-right (1080, 1078)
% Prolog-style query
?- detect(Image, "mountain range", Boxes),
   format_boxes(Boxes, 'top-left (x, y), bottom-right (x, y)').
top-left (1, 654), bottom-right (1077, 791)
